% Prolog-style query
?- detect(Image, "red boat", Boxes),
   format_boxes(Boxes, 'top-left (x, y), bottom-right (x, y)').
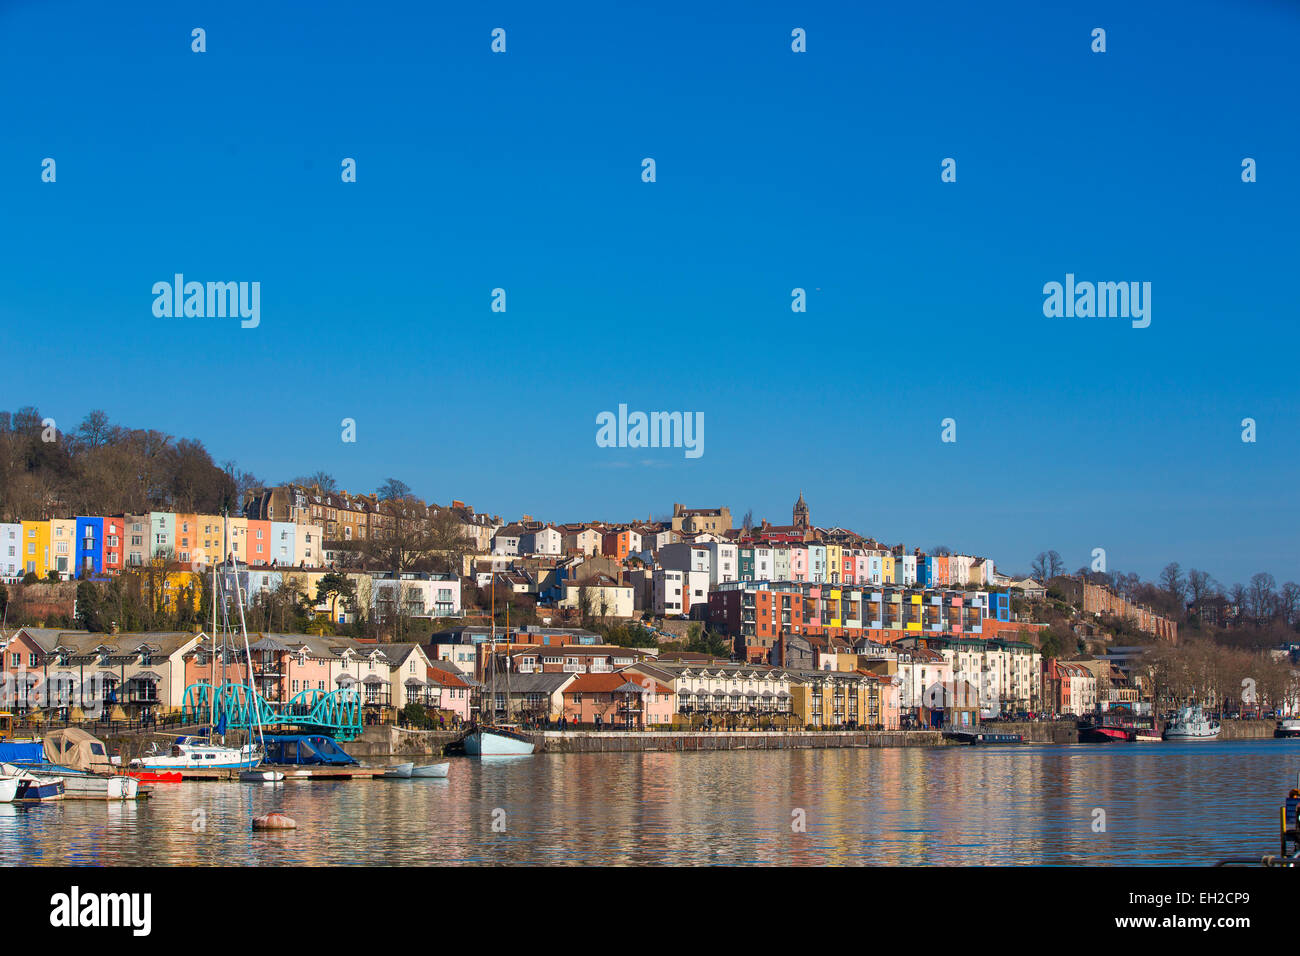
top-left (1078, 706), bottom-right (1154, 743)
top-left (123, 770), bottom-right (183, 783)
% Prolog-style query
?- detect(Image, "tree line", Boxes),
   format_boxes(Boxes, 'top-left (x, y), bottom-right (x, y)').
top-left (0, 407), bottom-right (257, 521)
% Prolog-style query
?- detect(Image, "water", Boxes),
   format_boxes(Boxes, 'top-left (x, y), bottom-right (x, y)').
top-left (5, 739), bottom-right (1299, 865)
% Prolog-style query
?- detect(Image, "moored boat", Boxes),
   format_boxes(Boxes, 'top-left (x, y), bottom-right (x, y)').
top-left (1163, 704), bottom-right (1220, 740)
top-left (411, 762), bottom-right (449, 778)
top-left (0, 775), bottom-right (20, 803)
top-left (1079, 706), bottom-right (1157, 744)
top-left (464, 726), bottom-right (535, 756)
top-left (1, 763), bottom-right (65, 802)
top-left (129, 736), bottom-right (263, 771)
top-left (36, 728), bottom-right (140, 800)
top-left (240, 769), bottom-right (285, 783)
top-left (1276, 717), bottom-right (1300, 739)
top-left (380, 762), bottom-right (414, 779)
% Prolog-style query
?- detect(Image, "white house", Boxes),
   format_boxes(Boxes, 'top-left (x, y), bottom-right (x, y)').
top-left (520, 526), bottom-right (562, 556)
top-left (0, 523), bottom-right (20, 581)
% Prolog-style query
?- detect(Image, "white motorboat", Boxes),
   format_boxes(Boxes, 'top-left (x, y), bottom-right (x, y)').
top-left (464, 727), bottom-right (535, 757)
top-left (240, 769), bottom-right (285, 783)
top-left (0, 775), bottom-right (20, 803)
top-left (1275, 717), bottom-right (1300, 738)
top-left (1163, 704), bottom-right (1221, 740)
top-left (380, 762), bottom-right (414, 779)
top-left (130, 736), bottom-right (264, 770)
top-left (1, 763), bottom-right (65, 801)
top-left (411, 762), bottom-right (449, 778)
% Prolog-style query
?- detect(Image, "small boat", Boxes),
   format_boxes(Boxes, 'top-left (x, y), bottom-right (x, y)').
top-left (0, 776), bottom-right (20, 803)
top-left (380, 762), bottom-right (414, 779)
top-left (126, 770), bottom-right (183, 783)
top-left (1134, 731), bottom-right (1163, 742)
top-left (411, 762), bottom-right (449, 778)
top-left (129, 736), bottom-right (263, 770)
top-left (240, 770), bottom-right (285, 783)
top-left (1275, 718), bottom-right (1300, 739)
top-left (464, 726), bottom-right (535, 757)
top-left (36, 728), bottom-right (140, 800)
top-left (1, 763), bottom-right (65, 802)
top-left (1163, 704), bottom-right (1221, 740)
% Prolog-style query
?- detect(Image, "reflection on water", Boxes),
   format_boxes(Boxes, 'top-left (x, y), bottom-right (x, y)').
top-left (4, 740), bottom-right (1298, 866)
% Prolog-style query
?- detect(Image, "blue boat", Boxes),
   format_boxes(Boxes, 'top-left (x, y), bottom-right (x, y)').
top-left (261, 734), bottom-right (357, 766)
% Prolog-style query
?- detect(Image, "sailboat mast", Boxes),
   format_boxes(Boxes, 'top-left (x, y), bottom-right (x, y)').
top-left (225, 512), bottom-right (264, 752)
top-left (209, 560), bottom-right (217, 743)
top-left (505, 588), bottom-right (512, 722)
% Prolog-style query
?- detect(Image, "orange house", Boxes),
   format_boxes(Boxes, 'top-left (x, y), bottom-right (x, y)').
top-left (601, 530), bottom-right (632, 561)
top-left (246, 519), bottom-right (272, 566)
top-left (562, 672), bottom-right (674, 728)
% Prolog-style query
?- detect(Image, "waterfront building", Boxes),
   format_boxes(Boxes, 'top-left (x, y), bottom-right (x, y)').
top-left (425, 660), bottom-right (474, 721)
top-left (900, 634), bottom-right (1042, 714)
top-left (709, 581), bottom-right (1006, 662)
top-left (787, 669), bottom-right (877, 729)
top-left (4, 627), bottom-right (202, 719)
top-left (561, 672), bottom-right (675, 728)
top-left (632, 662), bottom-right (793, 722)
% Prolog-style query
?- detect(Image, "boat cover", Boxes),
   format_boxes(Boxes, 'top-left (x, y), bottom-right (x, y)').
top-left (262, 734), bottom-right (358, 766)
top-left (42, 728), bottom-right (115, 773)
top-left (0, 742), bottom-right (44, 764)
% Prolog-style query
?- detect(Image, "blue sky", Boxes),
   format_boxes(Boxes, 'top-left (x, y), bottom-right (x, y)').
top-left (1, 0), bottom-right (1297, 588)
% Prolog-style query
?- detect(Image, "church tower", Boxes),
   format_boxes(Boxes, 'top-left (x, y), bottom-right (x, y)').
top-left (793, 490), bottom-right (810, 530)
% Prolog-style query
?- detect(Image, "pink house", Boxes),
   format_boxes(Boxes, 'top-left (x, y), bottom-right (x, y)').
top-left (426, 663), bottom-right (472, 722)
top-left (789, 545), bottom-right (809, 582)
top-left (562, 672), bottom-right (675, 728)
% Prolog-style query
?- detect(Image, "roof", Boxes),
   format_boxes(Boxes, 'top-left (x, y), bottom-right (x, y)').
top-left (497, 672), bottom-right (574, 694)
top-left (564, 672), bottom-right (672, 695)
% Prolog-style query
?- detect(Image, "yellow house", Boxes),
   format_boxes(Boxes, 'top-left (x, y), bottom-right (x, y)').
top-left (881, 553), bottom-right (896, 585)
top-left (225, 516), bottom-right (250, 564)
top-left (789, 671), bottom-right (874, 728)
top-left (20, 520), bottom-right (49, 578)
top-left (825, 544), bottom-right (842, 583)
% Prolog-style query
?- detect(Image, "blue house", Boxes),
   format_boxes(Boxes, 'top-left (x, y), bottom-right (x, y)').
top-left (74, 516), bottom-right (105, 578)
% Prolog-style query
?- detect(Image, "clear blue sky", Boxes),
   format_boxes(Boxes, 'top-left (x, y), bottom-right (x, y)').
top-left (1, 0), bottom-right (1297, 589)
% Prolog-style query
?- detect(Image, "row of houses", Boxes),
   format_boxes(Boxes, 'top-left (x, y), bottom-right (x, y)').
top-left (0, 621), bottom-right (1133, 729)
top-left (0, 514), bottom-right (328, 580)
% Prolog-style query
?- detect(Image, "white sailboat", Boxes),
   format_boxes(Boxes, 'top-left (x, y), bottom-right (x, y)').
top-left (1163, 703), bottom-right (1221, 740)
top-left (464, 573), bottom-right (534, 757)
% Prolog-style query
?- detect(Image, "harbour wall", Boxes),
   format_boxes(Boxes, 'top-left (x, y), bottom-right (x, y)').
top-left (982, 721), bottom-right (1080, 744)
top-left (533, 730), bottom-right (950, 753)
top-left (1218, 719), bottom-right (1275, 740)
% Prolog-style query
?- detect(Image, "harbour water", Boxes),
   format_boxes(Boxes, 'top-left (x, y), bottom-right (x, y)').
top-left (5, 739), bottom-right (1299, 866)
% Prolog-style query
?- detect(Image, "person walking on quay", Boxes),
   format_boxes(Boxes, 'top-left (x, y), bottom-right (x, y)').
top-left (595, 713), bottom-right (603, 732)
